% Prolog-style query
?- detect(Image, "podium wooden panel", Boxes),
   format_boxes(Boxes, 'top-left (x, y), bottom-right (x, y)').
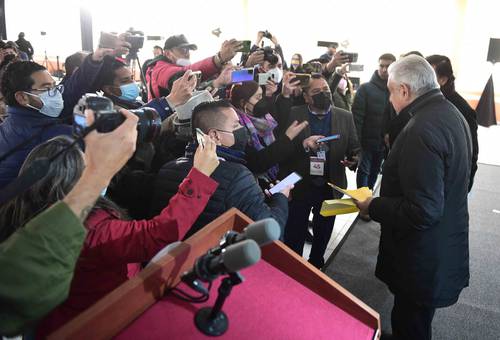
top-left (49, 208), bottom-right (380, 340)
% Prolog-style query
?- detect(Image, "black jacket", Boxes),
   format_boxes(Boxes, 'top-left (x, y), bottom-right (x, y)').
top-left (277, 104), bottom-right (361, 200)
top-left (352, 71), bottom-right (389, 149)
top-left (149, 148), bottom-right (289, 238)
top-left (369, 89), bottom-right (472, 307)
top-left (385, 89), bottom-right (479, 192)
top-left (445, 91), bottom-right (479, 191)
top-left (15, 38), bottom-right (34, 59)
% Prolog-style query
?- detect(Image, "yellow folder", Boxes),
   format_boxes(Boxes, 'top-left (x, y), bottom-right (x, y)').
top-left (320, 184), bottom-right (373, 217)
top-left (320, 198), bottom-right (359, 217)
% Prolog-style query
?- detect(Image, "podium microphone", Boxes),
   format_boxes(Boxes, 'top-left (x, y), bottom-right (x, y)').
top-left (182, 239), bottom-right (261, 294)
top-left (211, 218), bottom-right (280, 256)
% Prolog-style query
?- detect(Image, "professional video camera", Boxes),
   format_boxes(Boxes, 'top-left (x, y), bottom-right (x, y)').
top-left (73, 94), bottom-right (161, 143)
top-left (125, 28), bottom-right (144, 58)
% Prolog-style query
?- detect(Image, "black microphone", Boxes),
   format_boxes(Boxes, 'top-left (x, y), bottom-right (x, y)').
top-left (210, 218), bottom-right (280, 256)
top-left (182, 239), bottom-right (261, 293)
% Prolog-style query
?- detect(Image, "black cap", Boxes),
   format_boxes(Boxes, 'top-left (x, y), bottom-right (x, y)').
top-left (164, 34), bottom-right (197, 51)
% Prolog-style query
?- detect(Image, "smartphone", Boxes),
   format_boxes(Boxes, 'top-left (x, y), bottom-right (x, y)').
top-left (231, 68), bottom-right (255, 83)
top-left (342, 52), bottom-right (359, 63)
top-left (189, 71), bottom-right (202, 83)
top-left (98, 31), bottom-right (117, 49)
top-left (257, 72), bottom-right (275, 85)
top-left (195, 128), bottom-right (205, 148)
top-left (291, 73), bottom-right (311, 87)
top-left (269, 172), bottom-right (302, 195)
top-left (317, 41), bottom-right (338, 48)
top-left (348, 64), bottom-right (364, 72)
top-left (316, 134), bottom-right (341, 143)
top-left (237, 40), bottom-right (252, 53)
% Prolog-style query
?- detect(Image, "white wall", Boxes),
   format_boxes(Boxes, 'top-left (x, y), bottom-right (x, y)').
top-left (4, 0), bottom-right (500, 93)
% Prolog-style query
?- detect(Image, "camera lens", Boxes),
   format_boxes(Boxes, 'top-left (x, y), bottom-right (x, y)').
top-left (130, 107), bottom-right (162, 143)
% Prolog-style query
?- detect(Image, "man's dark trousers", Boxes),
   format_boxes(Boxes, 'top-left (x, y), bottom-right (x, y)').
top-left (284, 184), bottom-right (335, 269)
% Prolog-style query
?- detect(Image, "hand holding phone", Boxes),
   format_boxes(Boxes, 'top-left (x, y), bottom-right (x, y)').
top-left (316, 134), bottom-right (340, 143)
top-left (269, 172), bottom-right (302, 195)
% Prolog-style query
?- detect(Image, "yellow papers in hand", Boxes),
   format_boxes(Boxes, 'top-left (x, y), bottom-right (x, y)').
top-left (327, 183), bottom-right (372, 201)
top-left (320, 198), bottom-right (359, 217)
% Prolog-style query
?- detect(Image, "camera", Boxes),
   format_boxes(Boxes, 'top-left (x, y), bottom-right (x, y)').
top-left (261, 46), bottom-right (279, 65)
top-left (73, 94), bottom-right (161, 143)
top-left (261, 30), bottom-right (273, 40)
top-left (125, 28), bottom-right (144, 57)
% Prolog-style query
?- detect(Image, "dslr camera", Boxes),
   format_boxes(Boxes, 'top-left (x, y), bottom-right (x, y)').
top-left (73, 94), bottom-right (161, 143)
top-left (261, 30), bottom-right (273, 40)
top-left (260, 46), bottom-right (279, 65)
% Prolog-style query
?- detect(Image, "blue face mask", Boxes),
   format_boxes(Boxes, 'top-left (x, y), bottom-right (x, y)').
top-left (118, 82), bottom-right (140, 102)
top-left (24, 90), bottom-right (64, 117)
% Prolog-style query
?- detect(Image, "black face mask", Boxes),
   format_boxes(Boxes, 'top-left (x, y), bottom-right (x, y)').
top-left (311, 91), bottom-right (332, 111)
top-left (249, 98), bottom-right (271, 118)
top-left (230, 126), bottom-right (249, 152)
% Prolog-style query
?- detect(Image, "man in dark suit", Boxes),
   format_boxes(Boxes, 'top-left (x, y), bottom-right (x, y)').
top-left (356, 55), bottom-right (473, 340)
top-left (278, 74), bottom-right (361, 268)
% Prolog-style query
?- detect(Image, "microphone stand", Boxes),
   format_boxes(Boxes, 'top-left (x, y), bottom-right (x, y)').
top-left (194, 272), bottom-right (243, 336)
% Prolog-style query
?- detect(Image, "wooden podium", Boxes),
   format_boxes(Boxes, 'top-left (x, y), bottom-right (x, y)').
top-left (48, 209), bottom-right (380, 340)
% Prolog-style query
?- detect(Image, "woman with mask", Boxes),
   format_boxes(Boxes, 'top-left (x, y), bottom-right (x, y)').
top-left (332, 76), bottom-right (353, 111)
top-left (426, 54), bottom-right (478, 191)
top-left (0, 134), bottom-right (220, 337)
top-left (230, 81), bottom-right (320, 182)
top-left (290, 53), bottom-right (303, 73)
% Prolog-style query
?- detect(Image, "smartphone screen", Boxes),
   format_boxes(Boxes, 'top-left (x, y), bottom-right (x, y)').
top-left (316, 134), bottom-right (341, 143)
top-left (269, 172), bottom-right (302, 195)
top-left (231, 68), bottom-right (255, 83)
top-left (73, 113), bottom-right (87, 135)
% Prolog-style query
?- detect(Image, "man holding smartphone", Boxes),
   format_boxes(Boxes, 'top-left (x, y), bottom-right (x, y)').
top-left (278, 74), bottom-right (361, 269)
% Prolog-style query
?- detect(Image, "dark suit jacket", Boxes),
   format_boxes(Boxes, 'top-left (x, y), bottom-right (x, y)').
top-left (278, 104), bottom-right (361, 200)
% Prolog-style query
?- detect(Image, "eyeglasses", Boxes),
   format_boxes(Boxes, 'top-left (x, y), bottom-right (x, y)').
top-left (174, 47), bottom-right (189, 55)
top-left (29, 84), bottom-right (64, 97)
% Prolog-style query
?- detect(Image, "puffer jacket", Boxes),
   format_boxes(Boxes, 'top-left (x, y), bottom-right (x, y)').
top-left (0, 106), bottom-right (72, 189)
top-left (149, 146), bottom-right (289, 238)
top-left (352, 71), bottom-right (390, 149)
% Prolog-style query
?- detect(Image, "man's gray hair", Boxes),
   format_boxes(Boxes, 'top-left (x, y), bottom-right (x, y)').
top-left (388, 55), bottom-right (439, 98)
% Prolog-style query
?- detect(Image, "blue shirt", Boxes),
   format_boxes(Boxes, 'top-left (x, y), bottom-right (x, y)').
top-left (308, 108), bottom-right (331, 137)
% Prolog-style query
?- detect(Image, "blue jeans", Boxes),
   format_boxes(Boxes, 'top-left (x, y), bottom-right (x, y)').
top-left (356, 147), bottom-right (384, 189)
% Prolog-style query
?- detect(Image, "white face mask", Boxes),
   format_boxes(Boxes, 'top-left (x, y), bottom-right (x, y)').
top-left (267, 67), bottom-right (283, 83)
top-left (176, 58), bottom-right (191, 66)
top-left (24, 90), bottom-right (64, 118)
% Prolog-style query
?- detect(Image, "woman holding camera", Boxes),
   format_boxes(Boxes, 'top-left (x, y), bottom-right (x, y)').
top-left (0, 131), bottom-right (219, 337)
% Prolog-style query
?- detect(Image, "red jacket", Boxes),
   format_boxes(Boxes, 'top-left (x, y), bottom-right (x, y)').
top-left (146, 57), bottom-right (220, 100)
top-left (37, 168), bottom-right (218, 338)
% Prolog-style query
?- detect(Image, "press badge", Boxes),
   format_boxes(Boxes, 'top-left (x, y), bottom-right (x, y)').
top-left (310, 156), bottom-right (325, 176)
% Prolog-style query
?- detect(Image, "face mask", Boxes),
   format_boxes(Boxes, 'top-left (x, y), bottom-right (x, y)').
top-left (311, 91), bottom-right (332, 111)
top-left (229, 126), bottom-right (249, 152)
top-left (176, 58), bottom-right (191, 66)
top-left (337, 78), bottom-right (348, 96)
top-left (248, 98), bottom-right (271, 118)
top-left (24, 90), bottom-right (64, 117)
top-left (267, 67), bottom-right (283, 83)
top-left (118, 82), bottom-right (140, 102)
top-left (291, 61), bottom-right (300, 68)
